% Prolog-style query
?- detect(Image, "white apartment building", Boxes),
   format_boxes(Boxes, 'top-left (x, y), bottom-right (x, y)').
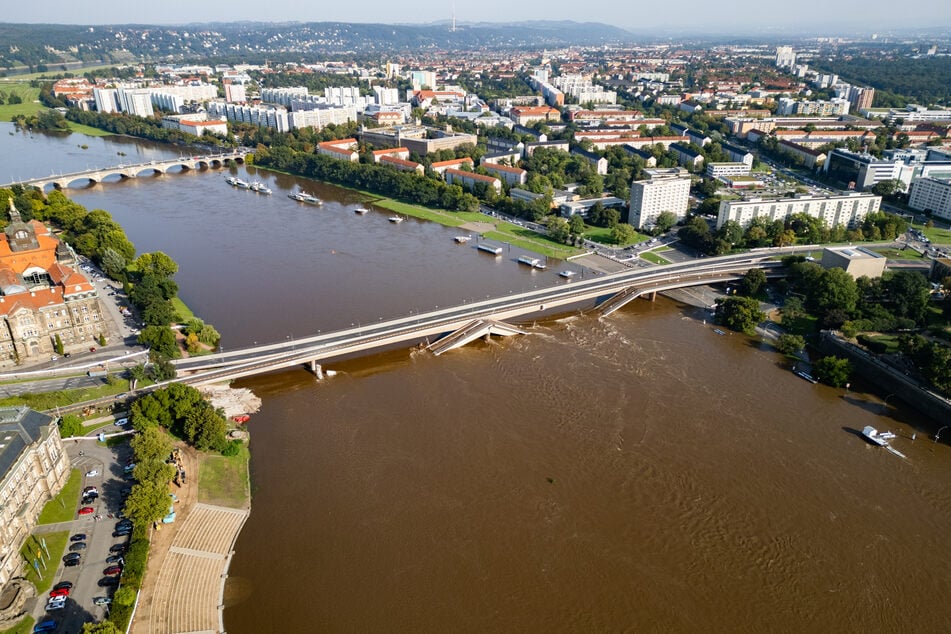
top-left (908, 177), bottom-right (951, 221)
top-left (716, 193), bottom-right (881, 229)
top-left (117, 88), bottom-right (154, 117)
top-left (260, 87), bottom-right (309, 107)
top-left (224, 82), bottom-right (246, 103)
top-left (373, 86), bottom-right (400, 106)
top-left (629, 168), bottom-right (691, 229)
top-left (0, 408), bottom-right (70, 587)
top-left (706, 162), bottom-right (752, 179)
top-left (776, 46), bottom-right (796, 68)
top-left (93, 87), bottom-right (119, 114)
top-left (206, 101), bottom-right (290, 133)
top-left (777, 97), bottom-right (850, 116)
top-left (287, 104), bottom-right (357, 131)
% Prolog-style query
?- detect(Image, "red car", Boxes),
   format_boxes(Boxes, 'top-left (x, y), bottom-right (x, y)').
top-left (78, 506), bottom-right (95, 515)
top-left (49, 588), bottom-right (70, 598)
top-left (102, 565), bottom-right (122, 576)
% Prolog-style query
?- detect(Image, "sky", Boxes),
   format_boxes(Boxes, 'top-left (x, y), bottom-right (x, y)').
top-left (5, 0), bottom-right (951, 35)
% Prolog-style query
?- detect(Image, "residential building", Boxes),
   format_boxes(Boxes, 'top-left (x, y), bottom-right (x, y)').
top-left (908, 177), bottom-right (951, 221)
top-left (716, 193), bottom-right (880, 230)
top-left (92, 88), bottom-right (119, 114)
top-left (570, 148), bottom-right (608, 175)
top-left (359, 125), bottom-right (478, 156)
top-left (288, 104), bottom-right (357, 131)
top-left (628, 168), bottom-right (691, 229)
top-left (223, 81), bottom-right (246, 103)
top-left (720, 142), bottom-right (754, 166)
top-left (445, 168), bottom-right (502, 194)
top-left (847, 86), bottom-right (875, 113)
top-left (373, 86), bottom-right (400, 106)
top-left (523, 141), bottom-right (570, 157)
top-left (669, 143), bottom-right (705, 169)
top-left (778, 140), bottom-right (827, 169)
top-left (206, 102), bottom-right (290, 133)
top-left (776, 46), bottom-right (796, 68)
top-left (317, 139), bottom-right (359, 162)
top-left (371, 147), bottom-right (410, 163)
top-left (430, 158), bottom-right (474, 176)
top-left (509, 106), bottom-right (561, 126)
top-left (379, 155), bottom-right (424, 175)
top-left (483, 163), bottom-right (527, 186)
top-left (0, 201), bottom-right (106, 364)
top-left (0, 407), bottom-right (70, 587)
top-left (161, 114), bottom-right (228, 137)
top-left (777, 97), bottom-right (850, 117)
top-left (621, 145), bottom-right (657, 167)
top-left (117, 88), bottom-right (154, 118)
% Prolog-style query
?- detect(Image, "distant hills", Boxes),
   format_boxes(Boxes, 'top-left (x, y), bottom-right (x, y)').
top-left (0, 21), bottom-right (635, 70)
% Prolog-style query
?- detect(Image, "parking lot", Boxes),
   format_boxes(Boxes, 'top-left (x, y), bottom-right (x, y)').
top-left (31, 435), bottom-right (135, 631)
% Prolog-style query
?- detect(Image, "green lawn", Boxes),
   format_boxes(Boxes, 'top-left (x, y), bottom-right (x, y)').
top-left (0, 82), bottom-right (43, 119)
top-left (871, 247), bottom-right (928, 260)
top-left (916, 225), bottom-right (951, 244)
top-left (67, 121), bottom-right (113, 137)
top-left (37, 469), bottom-right (82, 524)
top-left (198, 443), bottom-right (251, 509)
top-left (20, 531), bottom-right (69, 593)
top-left (779, 313), bottom-right (819, 338)
top-left (0, 615), bottom-right (34, 634)
top-left (372, 199), bottom-right (466, 227)
top-left (640, 251), bottom-right (670, 265)
top-left (584, 225), bottom-right (650, 247)
top-left (483, 225), bottom-right (582, 259)
top-left (171, 296), bottom-right (197, 323)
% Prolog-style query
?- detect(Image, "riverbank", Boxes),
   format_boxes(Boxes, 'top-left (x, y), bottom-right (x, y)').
top-left (129, 435), bottom-right (251, 634)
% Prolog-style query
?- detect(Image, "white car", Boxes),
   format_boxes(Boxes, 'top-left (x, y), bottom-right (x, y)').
top-left (85, 469), bottom-right (99, 477)
top-left (46, 598), bottom-right (67, 610)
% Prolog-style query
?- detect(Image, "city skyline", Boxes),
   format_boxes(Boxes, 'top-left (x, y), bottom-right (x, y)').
top-left (5, 0), bottom-right (951, 35)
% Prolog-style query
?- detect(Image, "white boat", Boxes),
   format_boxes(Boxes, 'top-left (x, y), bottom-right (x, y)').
top-left (234, 179), bottom-right (250, 189)
top-left (354, 207), bottom-right (370, 214)
top-left (288, 191), bottom-right (322, 205)
top-left (225, 176), bottom-right (239, 186)
top-left (862, 426), bottom-right (892, 447)
top-left (454, 235), bottom-right (471, 243)
top-left (518, 255), bottom-right (540, 267)
top-left (559, 270), bottom-right (576, 278)
top-left (388, 216), bottom-right (404, 223)
top-left (250, 182), bottom-right (272, 195)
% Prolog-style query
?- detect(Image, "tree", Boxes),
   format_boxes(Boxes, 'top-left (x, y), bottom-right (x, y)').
top-left (715, 296), bottom-right (765, 335)
top-left (813, 356), bottom-right (852, 387)
top-left (810, 268), bottom-right (859, 316)
top-left (82, 622), bottom-right (122, 634)
top-left (138, 326), bottom-right (178, 359)
top-left (58, 414), bottom-right (84, 438)
top-left (776, 333), bottom-right (806, 357)
top-left (882, 270), bottom-right (930, 325)
top-left (130, 426), bottom-right (172, 465)
top-left (568, 214), bottom-right (585, 236)
top-left (54, 334), bottom-right (64, 355)
top-left (123, 480), bottom-right (173, 527)
top-left (128, 363), bottom-right (147, 391)
top-left (547, 217), bottom-right (570, 243)
top-left (655, 211), bottom-right (677, 233)
top-left (134, 251), bottom-right (179, 279)
top-left (184, 402), bottom-right (228, 451)
top-left (611, 223), bottom-right (637, 244)
top-left (739, 268), bottom-right (767, 297)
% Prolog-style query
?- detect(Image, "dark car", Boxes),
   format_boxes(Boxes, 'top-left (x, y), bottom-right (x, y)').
top-left (68, 542), bottom-right (87, 552)
top-left (102, 565), bottom-right (122, 576)
top-left (113, 529), bottom-right (132, 538)
top-left (106, 554), bottom-right (124, 564)
top-left (33, 619), bottom-right (58, 633)
top-left (62, 553), bottom-right (81, 563)
top-left (109, 544), bottom-right (127, 554)
top-left (63, 559), bottom-right (81, 567)
top-left (98, 577), bottom-right (120, 587)
top-left (69, 534), bottom-right (86, 543)
top-left (52, 581), bottom-right (73, 591)
top-left (116, 519), bottom-right (132, 530)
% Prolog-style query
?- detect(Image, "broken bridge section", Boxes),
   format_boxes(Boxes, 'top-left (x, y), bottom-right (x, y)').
top-left (426, 319), bottom-right (528, 356)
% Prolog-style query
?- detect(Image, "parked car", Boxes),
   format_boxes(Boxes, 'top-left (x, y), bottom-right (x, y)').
top-left (63, 559), bottom-right (81, 567)
top-left (68, 542), bottom-right (86, 552)
top-left (98, 577), bottom-right (120, 587)
top-left (106, 555), bottom-right (124, 564)
top-left (83, 485), bottom-right (97, 493)
top-left (103, 565), bottom-right (122, 576)
top-left (93, 596), bottom-right (113, 606)
top-left (109, 544), bottom-right (127, 554)
top-left (62, 553), bottom-right (81, 563)
top-left (113, 528), bottom-right (132, 538)
top-left (52, 581), bottom-right (73, 591)
top-left (69, 534), bottom-right (86, 542)
top-left (85, 469), bottom-right (99, 477)
top-left (78, 506), bottom-right (95, 515)
top-left (33, 618), bottom-right (58, 632)
top-left (116, 519), bottom-right (132, 530)
top-left (115, 417), bottom-right (130, 427)
top-left (46, 598), bottom-right (67, 611)
top-left (49, 587), bottom-right (70, 598)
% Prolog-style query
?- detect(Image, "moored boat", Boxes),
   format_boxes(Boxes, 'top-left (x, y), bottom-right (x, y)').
top-left (354, 207), bottom-right (370, 214)
top-left (559, 270), bottom-right (576, 278)
top-left (288, 191), bottom-right (322, 205)
top-left (454, 235), bottom-right (471, 243)
top-left (862, 426), bottom-right (891, 446)
top-left (388, 215), bottom-right (404, 223)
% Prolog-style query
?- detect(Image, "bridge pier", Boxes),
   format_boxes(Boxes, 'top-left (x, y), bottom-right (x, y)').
top-left (649, 291), bottom-right (656, 302)
top-left (309, 361), bottom-right (324, 379)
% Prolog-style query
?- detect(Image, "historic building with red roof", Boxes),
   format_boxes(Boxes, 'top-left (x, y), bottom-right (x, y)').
top-left (0, 200), bottom-right (105, 364)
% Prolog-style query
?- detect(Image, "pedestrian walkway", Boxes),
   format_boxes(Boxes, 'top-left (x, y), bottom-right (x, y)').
top-left (145, 503), bottom-right (249, 634)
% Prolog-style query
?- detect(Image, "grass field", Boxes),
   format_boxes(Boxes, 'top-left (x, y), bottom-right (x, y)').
top-left (0, 81), bottom-right (43, 119)
top-left (372, 199), bottom-right (466, 227)
top-left (640, 251), bottom-right (670, 265)
top-left (484, 223), bottom-right (582, 259)
top-left (20, 531), bottom-right (69, 593)
top-left (37, 469), bottom-right (82, 524)
top-left (917, 225), bottom-right (951, 244)
top-left (584, 225), bottom-right (650, 247)
top-left (198, 443), bottom-right (251, 509)
top-left (0, 379), bottom-right (131, 410)
top-left (172, 296), bottom-right (197, 323)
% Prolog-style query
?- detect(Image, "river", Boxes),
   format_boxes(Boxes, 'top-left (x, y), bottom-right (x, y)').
top-left (3, 125), bottom-right (950, 632)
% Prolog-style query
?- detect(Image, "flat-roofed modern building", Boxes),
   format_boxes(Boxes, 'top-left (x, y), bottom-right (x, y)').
top-left (820, 246), bottom-right (887, 279)
top-left (716, 192), bottom-right (880, 229)
top-left (908, 177), bottom-right (951, 221)
top-left (629, 168), bottom-right (691, 230)
top-left (0, 407), bottom-right (70, 587)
